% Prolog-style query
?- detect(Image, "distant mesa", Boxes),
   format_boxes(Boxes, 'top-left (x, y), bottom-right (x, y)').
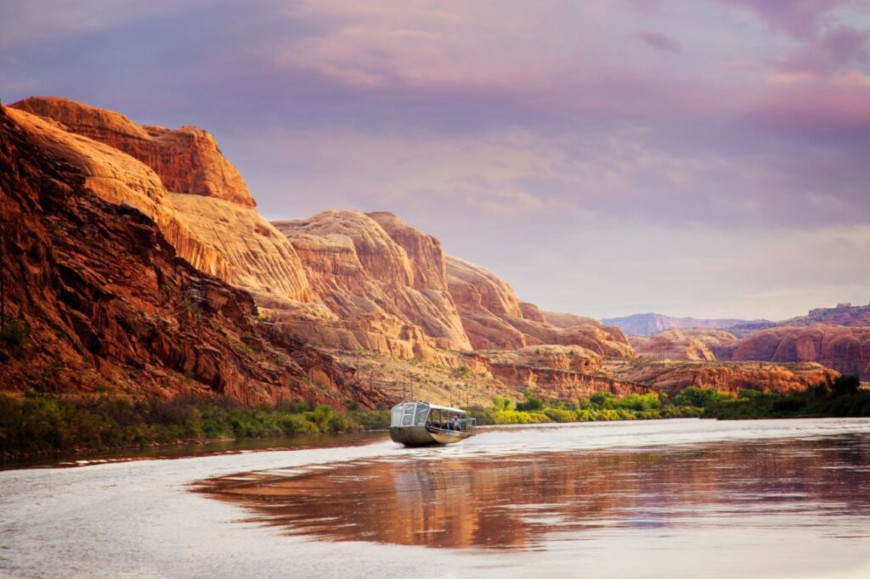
top-left (602, 312), bottom-right (763, 337)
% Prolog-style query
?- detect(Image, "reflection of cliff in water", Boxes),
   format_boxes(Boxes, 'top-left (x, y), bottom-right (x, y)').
top-left (196, 435), bottom-right (870, 551)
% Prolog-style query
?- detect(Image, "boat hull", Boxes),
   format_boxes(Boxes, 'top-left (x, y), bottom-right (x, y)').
top-left (389, 425), bottom-right (473, 447)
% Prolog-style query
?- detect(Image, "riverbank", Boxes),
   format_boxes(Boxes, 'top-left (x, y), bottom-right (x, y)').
top-left (3, 377), bottom-right (868, 462)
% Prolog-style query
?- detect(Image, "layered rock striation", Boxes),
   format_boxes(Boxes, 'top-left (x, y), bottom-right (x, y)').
top-left (0, 104), bottom-right (380, 407)
top-left (447, 256), bottom-right (634, 357)
top-left (12, 97), bottom-right (255, 207)
top-left (10, 97), bottom-right (315, 313)
top-left (273, 211), bottom-right (471, 360)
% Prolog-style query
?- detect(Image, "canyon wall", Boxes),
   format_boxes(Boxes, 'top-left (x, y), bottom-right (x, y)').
top-left (0, 104), bottom-right (381, 408)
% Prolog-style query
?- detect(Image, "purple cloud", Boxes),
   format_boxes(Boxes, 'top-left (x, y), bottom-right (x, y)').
top-left (635, 31), bottom-right (683, 53)
top-left (715, 0), bottom-right (844, 38)
top-left (779, 26), bottom-right (870, 74)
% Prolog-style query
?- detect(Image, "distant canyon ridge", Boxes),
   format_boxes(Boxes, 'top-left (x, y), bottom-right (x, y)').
top-left (0, 97), bottom-right (863, 409)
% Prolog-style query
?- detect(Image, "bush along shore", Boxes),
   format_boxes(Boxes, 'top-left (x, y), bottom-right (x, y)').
top-left (472, 375), bottom-right (870, 425)
top-left (0, 394), bottom-right (390, 460)
top-left (2, 376), bottom-right (866, 460)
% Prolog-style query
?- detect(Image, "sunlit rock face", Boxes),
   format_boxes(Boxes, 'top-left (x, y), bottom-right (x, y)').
top-left (730, 325), bottom-right (870, 381)
top-left (0, 104), bottom-right (377, 408)
top-left (631, 330), bottom-right (717, 361)
top-left (10, 97), bottom-right (315, 309)
top-left (5, 105), bottom-right (232, 281)
top-left (273, 211), bottom-right (472, 361)
top-left (446, 256), bottom-right (635, 357)
top-left (12, 97), bottom-right (255, 207)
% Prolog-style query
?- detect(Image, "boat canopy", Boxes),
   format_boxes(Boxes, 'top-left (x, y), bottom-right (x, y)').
top-left (390, 401), bottom-right (466, 428)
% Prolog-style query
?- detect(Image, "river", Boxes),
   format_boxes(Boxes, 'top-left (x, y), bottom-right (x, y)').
top-left (1, 418), bottom-right (868, 578)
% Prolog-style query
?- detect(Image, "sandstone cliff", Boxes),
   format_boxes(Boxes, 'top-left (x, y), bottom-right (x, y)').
top-left (729, 324), bottom-right (870, 381)
top-left (447, 256), bottom-right (635, 357)
top-left (0, 104), bottom-right (384, 408)
top-left (608, 359), bottom-right (836, 395)
top-left (10, 97), bottom-right (316, 316)
top-left (12, 97), bottom-right (255, 207)
top-left (273, 211), bottom-right (471, 360)
top-left (630, 329), bottom-right (735, 361)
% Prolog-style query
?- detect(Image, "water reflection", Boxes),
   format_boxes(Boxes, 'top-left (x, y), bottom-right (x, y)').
top-left (197, 434), bottom-right (870, 551)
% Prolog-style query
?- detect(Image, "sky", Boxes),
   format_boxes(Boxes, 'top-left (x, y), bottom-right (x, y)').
top-left (1, 0), bottom-right (868, 321)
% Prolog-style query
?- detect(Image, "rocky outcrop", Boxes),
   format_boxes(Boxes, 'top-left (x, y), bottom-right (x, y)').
top-left (12, 97), bottom-right (255, 207)
top-left (0, 104), bottom-right (385, 408)
top-left (631, 329), bottom-right (720, 361)
top-left (273, 211), bottom-right (472, 360)
top-left (9, 98), bottom-right (316, 316)
top-left (729, 324), bottom-right (870, 381)
top-left (489, 364), bottom-right (654, 401)
top-left (782, 303), bottom-right (870, 328)
top-left (447, 256), bottom-right (634, 357)
top-left (4, 106), bottom-right (232, 281)
top-left (612, 360), bottom-right (837, 395)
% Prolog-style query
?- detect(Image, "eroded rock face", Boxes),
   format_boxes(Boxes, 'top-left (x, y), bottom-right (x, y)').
top-left (730, 325), bottom-right (870, 381)
top-left (0, 104), bottom-right (383, 408)
top-left (4, 106), bottom-right (232, 281)
top-left (12, 97), bottom-right (255, 207)
top-left (447, 256), bottom-right (635, 357)
top-left (613, 360), bottom-right (836, 395)
top-left (9, 98), bottom-right (315, 313)
top-left (631, 330), bottom-right (716, 361)
top-left (273, 211), bottom-right (472, 360)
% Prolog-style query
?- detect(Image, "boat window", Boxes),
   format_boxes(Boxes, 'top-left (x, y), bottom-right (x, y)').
top-left (402, 404), bottom-right (415, 426)
top-left (414, 405), bottom-right (429, 426)
top-left (390, 404), bottom-right (404, 427)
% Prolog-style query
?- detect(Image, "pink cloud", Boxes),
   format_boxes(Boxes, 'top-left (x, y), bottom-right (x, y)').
top-left (745, 71), bottom-right (870, 134)
top-left (635, 31), bottom-right (683, 53)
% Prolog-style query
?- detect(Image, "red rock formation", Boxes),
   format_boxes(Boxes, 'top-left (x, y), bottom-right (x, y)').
top-left (9, 97), bottom-right (314, 312)
top-left (0, 104), bottom-right (384, 408)
top-left (614, 360), bottom-right (836, 395)
top-left (12, 97), bottom-right (255, 207)
top-left (447, 256), bottom-right (635, 357)
top-left (273, 211), bottom-right (472, 360)
top-left (488, 364), bottom-right (655, 400)
top-left (730, 324), bottom-right (870, 381)
top-left (631, 330), bottom-right (716, 361)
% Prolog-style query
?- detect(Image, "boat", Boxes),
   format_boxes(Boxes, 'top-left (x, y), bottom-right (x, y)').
top-left (389, 401), bottom-right (476, 447)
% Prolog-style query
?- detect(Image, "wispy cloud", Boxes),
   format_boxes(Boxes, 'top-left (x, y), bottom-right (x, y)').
top-left (635, 31), bottom-right (683, 53)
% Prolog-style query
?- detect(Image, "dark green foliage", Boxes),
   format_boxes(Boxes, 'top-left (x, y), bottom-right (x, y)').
top-left (0, 394), bottom-right (391, 458)
top-left (706, 377), bottom-right (869, 419)
top-left (516, 390), bottom-right (544, 411)
top-left (590, 391), bottom-right (616, 409)
top-left (832, 375), bottom-right (860, 397)
top-left (673, 387), bottom-right (730, 408)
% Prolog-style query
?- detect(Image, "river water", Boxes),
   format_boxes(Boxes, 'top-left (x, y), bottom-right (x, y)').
top-left (1, 418), bottom-right (869, 578)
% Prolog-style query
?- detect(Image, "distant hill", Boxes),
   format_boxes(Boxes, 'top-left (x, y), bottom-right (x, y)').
top-left (602, 313), bottom-right (765, 337)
